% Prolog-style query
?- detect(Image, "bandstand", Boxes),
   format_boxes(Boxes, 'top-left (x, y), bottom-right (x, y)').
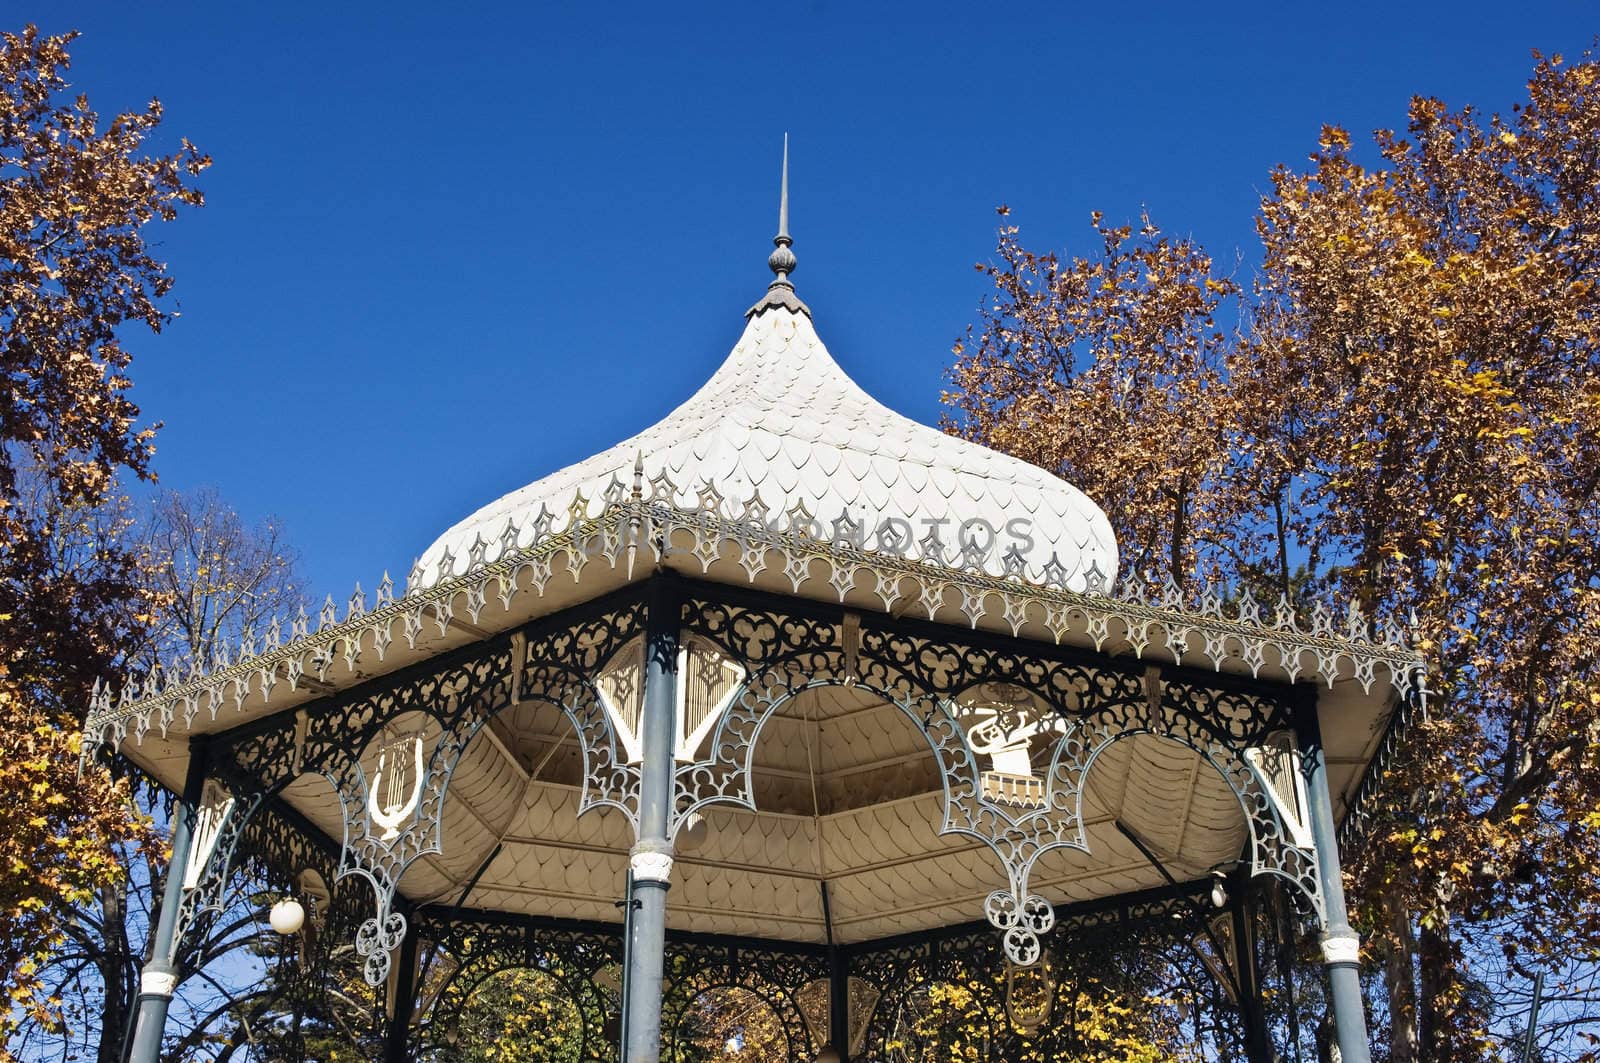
top-left (89, 157), bottom-right (1424, 1063)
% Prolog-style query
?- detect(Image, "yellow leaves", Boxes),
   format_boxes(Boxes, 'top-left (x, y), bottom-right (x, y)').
top-left (1477, 424), bottom-right (1533, 442)
top-left (1319, 124), bottom-right (1352, 149)
top-left (0, 679), bottom-right (153, 1042)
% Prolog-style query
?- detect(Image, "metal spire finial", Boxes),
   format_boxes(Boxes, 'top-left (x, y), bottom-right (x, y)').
top-left (747, 135), bottom-right (810, 319)
top-left (768, 133), bottom-right (797, 285)
top-left (778, 133), bottom-right (789, 241)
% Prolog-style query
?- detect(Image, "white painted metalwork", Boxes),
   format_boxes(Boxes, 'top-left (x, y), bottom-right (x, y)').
top-left (139, 970), bottom-right (177, 996)
top-left (81, 475), bottom-right (1425, 762)
top-left (181, 780), bottom-right (235, 891)
top-left (1245, 741), bottom-right (1314, 851)
top-left (630, 848), bottom-right (674, 883)
top-left (595, 638), bottom-right (646, 763)
top-left (676, 637), bottom-right (744, 762)
top-left (368, 732), bottom-right (425, 843)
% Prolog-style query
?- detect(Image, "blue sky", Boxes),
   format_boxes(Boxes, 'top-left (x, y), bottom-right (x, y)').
top-left (27, 1), bottom-right (1597, 599)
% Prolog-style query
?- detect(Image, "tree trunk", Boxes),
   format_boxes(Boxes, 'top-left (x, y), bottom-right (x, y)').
top-left (97, 880), bottom-right (131, 1063)
top-left (1417, 920), bottom-right (1455, 1062)
top-left (1383, 884), bottom-right (1418, 1063)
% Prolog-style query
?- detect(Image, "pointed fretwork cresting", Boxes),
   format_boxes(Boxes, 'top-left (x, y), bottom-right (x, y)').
top-left (747, 133), bottom-right (812, 319)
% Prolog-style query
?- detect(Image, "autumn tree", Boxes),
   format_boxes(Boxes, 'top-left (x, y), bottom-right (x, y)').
top-left (0, 24), bottom-right (207, 706)
top-left (947, 211), bottom-right (1239, 589)
top-left (1245, 49), bottom-right (1600, 1061)
top-left (439, 967), bottom-right (589, 1063)
top-left (0, 24), bottom-right (208, 1050)
top-left (947, 47), bottom-right (1600, 1062)
top-left (880, 962), bottom-right (1193, 1063)
top-left (12, 488), bottom-right (315, 1063)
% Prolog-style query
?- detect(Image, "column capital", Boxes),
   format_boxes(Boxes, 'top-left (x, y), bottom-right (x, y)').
top-left (630, 841), bottom-right (674, 883)
top-left (139, 965), bottom-right (178, 998)
top-left (1321, 930), bottom-right (1361, 966)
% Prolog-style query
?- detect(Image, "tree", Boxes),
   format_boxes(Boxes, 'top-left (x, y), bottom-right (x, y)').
top-left (444, 968), bottom-right (585, 1063)
top-left (947, 47), bottom-right (1600, 1061)
top-left (14, 488), bottom-right (314, 1063)
top-left (0, 24), bottom-right (208, 706)
top-left (945, 210), bottom-right (1239, 588)
top-left (0, 24), bottom-right (207, 1052)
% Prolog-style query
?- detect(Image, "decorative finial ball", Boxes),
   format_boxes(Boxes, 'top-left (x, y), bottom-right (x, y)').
top-left (768, 242), bottom-right (797, 277)
top-left (270, 898), bottom-right (306, 936)
top-left (815, 1045), bottom-right (842, 1063)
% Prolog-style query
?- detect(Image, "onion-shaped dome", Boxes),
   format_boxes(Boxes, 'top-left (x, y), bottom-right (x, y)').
top-left (415, 308), bottom-right (1115, 596)
top-left (413, 164), bottom-right (1116, 594)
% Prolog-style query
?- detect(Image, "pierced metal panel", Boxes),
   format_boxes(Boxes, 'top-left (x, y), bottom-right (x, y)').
top-left (670, 593), bottom-right (1321, 963)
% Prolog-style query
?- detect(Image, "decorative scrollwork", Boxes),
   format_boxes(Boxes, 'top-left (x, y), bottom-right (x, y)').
top-left (356, 905), bottom-right (408, 986)
top-left (660, 940), bottom-right (827, 1061)
top-left (162, 766), bottom-right (273, 962)
top-left (985, 890), bottom-right (1056, 967)
top-left (413, 910), bottom-right (623, 1062)
top-left (849, 880), bottom-right (1247, 1060)
top-left (367, 732), bottom-right (424, 841)
top-left (157, 578), bottom-right (1331, 1016)
top-left (194, 593), bottom-right (649, 991)
top-left (673, 593), bottom-right (1322, 956)
top-left (86, 477), bottom-right (1426, 775)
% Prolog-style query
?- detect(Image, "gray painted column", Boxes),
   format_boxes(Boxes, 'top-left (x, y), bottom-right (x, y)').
top-left (1293, 689), bottom-right (1372, 1063)
top-left (125, 736), bottom-right (210, 1063)
top-left (622, 578), bottom-right (680, 1063)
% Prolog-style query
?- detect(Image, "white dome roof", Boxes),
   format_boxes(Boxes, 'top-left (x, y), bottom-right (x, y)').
top-left (413, 298), bottom-right (1117, 594)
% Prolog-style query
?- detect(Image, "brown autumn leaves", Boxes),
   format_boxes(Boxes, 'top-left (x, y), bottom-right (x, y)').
top-left (946, 51), bottom-right (1600, 1060)
top-left (0, 26), bottom-right (208, 1043)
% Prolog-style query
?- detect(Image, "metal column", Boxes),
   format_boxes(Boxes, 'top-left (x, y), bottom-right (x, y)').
top-left (828, 951), bottom-right (850, 1063)
top-left (823, 881), bottom-right (849, 1063)
top-left (1229, 877), bottom-right (1272, 1063)
top-left (622, 577), bottom-right (680, 1062)
top-left (125, 736), bottom-right (210, 1063)
top-left (1293, 689), bottom-right (1372, 1063)
top-left (383, 914), bottom-right (420, 1063)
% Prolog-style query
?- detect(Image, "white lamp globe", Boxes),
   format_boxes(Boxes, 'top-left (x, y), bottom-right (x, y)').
top-left (815, 1045), bottom-right (842, 1063)
top-left (269, 898), bottom-right (306, 936)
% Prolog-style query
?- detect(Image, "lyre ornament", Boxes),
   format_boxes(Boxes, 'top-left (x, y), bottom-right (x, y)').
top-left (368, 733), bottom-right (424, 842)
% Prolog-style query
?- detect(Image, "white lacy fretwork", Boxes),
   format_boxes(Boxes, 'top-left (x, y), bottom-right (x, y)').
top-left (83, 478), bottom-right (1425, 761)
